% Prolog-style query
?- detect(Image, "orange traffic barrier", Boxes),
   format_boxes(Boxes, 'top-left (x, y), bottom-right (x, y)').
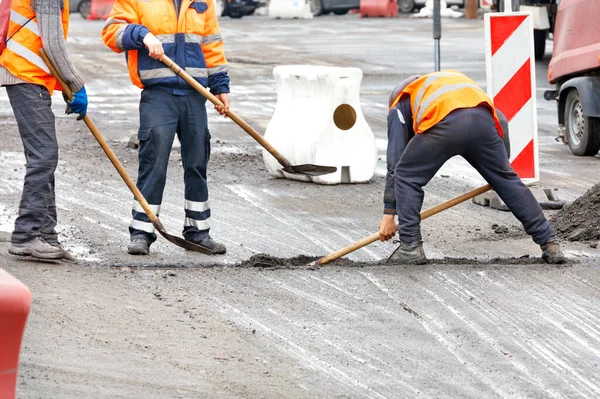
top-left (359, 0), bottom-right (398, 18)
top-left (88, 0), bottom-right (115, 20)
top-left (0, 269), bottom-right (31, 399)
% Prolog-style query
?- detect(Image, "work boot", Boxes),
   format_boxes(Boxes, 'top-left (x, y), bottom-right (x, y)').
top-left (189, 235), bottom-right (226, 255)
top-left (128, 237), bottom-right (150, 255)
top-left (50, 242), bottom-right (77, 262)
top-left (541, 240), bottom-right (567, 264)
top-left (387, 240), bottom-right (427, 265)
top-left (8, 237), bottom-right (64, 260)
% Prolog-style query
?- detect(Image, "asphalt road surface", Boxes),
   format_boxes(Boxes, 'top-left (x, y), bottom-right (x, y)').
top-left (1, 13), bottom-right (599, 399)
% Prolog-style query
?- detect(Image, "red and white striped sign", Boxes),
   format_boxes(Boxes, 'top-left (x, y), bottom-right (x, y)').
top-left (484, 12), bottom-right (539, 182)
top-left (480, 0), bottom-right (493, 8)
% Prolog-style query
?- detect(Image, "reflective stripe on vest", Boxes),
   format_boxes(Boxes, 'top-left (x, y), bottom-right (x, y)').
top-left (394, 71), bottom-right (501, 135)
top-left (10, 10), bottom-right (39, 36)
top-left (415, 82), bottom-right (484, 127)
top-left (138, 65), bottom-right (228, 81)
top-left (5, 40), bottom-right (49, 74)
top-left (6, 10), bottom-right (49, 73)
top-left (411, 72), bottom-right (464, 114)
top-left (0, 0), bottom-right (69, 94)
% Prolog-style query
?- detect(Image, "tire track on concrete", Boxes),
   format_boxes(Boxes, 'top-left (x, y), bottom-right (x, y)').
top-left (454, 270), bottom-right (600, 397)
top-left (360, 271), bottom-right (508, 398)
top-left (430, 271), bottom-right (565, 398)
top-left (212, 296), bottom-right (389, 399)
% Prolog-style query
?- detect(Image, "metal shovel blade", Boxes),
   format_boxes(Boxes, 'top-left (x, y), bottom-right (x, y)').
top-left (152, 220), bottom-right (213, 255)
top-left (282, 164), bottom-right (338, 176)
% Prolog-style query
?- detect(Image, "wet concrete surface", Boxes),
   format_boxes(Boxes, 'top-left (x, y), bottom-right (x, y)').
top-left (1, 13), bottom-right (600, 398)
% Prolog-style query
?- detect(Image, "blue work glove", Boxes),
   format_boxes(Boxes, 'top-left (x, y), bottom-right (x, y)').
top-left (65, 86), bottom-right (88, 120)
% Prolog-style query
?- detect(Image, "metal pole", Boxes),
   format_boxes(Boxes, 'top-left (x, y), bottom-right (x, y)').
top-left (433, 0), bottom-right (441, 71)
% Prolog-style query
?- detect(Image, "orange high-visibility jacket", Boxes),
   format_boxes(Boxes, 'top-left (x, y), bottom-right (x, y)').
top-left (390, 71), bottom-right (504, 137)
top-left (0, 0), bottom-right (69, 94)
top-left (102, 0), bottom-right (228, 94)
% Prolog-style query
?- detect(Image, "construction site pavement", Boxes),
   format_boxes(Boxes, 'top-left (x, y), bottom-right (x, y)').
top-left (1, 14), bottom-right (599, 398)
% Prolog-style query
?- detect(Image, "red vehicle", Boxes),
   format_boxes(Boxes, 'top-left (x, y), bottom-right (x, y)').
top-left (545, 0), bottom-right (600, 156)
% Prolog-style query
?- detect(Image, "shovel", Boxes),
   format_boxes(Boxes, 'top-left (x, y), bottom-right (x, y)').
top-left (40, 50), bottom-right (213, 255)
top-left (160, 55), bottom-right (337, 177)
top-left (307, 184), bottom-right (492, 267)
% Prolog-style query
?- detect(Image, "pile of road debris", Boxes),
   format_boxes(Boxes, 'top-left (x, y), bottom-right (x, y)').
top-left (551, 183), bottom-right (600, 244)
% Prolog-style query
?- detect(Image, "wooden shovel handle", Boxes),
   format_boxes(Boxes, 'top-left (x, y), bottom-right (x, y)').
top-left (40, 49), bottom-right (158, 223)
top-left (159, 55), bottom-right (292, 168)
top-left (316, 184), bottom-right (492, 265)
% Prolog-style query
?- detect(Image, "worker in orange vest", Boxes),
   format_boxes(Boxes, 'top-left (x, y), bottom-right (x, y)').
top-left (102, 0), bottom-right (230, 256)
top-left (0, 0), bottom-right (87, 260)
top-left (379, 72), bottom-right (566, 264)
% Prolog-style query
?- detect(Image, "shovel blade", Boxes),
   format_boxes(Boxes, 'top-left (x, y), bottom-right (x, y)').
top-left (282, 164), bottom-right (337, 177)
top-left (153, 221), bottom-right (213, 254)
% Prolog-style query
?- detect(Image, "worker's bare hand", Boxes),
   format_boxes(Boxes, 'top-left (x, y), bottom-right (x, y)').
top-left (378, 215), bottom-right (397, 241)
top-left (214, 93), bottom-right (229, 117)
top-left (143, 33), bottom-right (164, 59)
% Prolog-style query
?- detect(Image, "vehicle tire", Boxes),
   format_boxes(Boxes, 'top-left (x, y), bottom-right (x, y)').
top-left (310, 0), bottom-right (323, 16)
top-left (78, 0), bottom-right (91, 19)
top-left (564, 89), bottom-right (600, 156)
top-left (228, 10), bottom-right (244, 18)
top-left (333, 9), bottom-right (348, 15)
top-left (533, 29), bottom-right (547, 61)
top-left (214, 0), bottom-right (228, 17)
top-left (397, 0), bottom-right (415, 13)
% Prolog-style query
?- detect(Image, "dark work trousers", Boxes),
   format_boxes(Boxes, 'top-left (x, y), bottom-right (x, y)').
top-left (130, 88), bottom-right (212, 243)
top-left (7, 83), bottom-right (59, 245)
top-left (394, 106), bottom-right (555, 247)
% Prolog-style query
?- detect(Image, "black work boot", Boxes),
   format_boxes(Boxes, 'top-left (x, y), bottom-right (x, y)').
top-left (192, 236), bottom-right (226, 255)
top-left (9, 237), bottom-right (64, 260)
top-left (541, 240), bottom-right (567, 264)
top-left (128, 237), bottom-right (150, 255)
top-left (387, 241), bottom-right (427, 265)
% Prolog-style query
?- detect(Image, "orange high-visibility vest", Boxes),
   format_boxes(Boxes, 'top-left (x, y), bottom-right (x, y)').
top-left (0, 0), bottom-right (69, 94)
top-left (390, 71), bottom-right (504, 137)
top-left (102, 0), bottom-right (228, 90)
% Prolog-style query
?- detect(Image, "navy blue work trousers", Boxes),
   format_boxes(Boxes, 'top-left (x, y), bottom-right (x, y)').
top-left (130, 88), bottom-right (212, 243)
top-left (394, 106), bottom-right (556, 247)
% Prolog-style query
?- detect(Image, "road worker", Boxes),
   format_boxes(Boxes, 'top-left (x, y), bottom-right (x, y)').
top-left (102, 0), bottom-right (230, 255)
top-left (1, 0), bottom-right (87, 260)
top-left (378, 72), bottom-right (566, 265)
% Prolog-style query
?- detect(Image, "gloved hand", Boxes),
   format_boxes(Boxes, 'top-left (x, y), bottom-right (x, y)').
top-left (65, 86), bottom-right (88, 120)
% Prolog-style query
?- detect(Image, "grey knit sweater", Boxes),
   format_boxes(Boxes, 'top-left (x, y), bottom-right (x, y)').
top-left (0, 0), bottom-right (85, 92)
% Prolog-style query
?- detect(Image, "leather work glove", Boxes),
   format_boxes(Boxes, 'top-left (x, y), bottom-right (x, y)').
top-left (65, 86), bottom-right (88, 120)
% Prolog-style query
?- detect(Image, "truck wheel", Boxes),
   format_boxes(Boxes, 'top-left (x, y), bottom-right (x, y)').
top-left (397, 0), bottom-right (415, 13)
top-left (310, 0), bottom-right (323, 15)
top-left (564, 89), bottom-right (600, 156)
top-left (533, 29), bottom-right (547, 61)
top-left (79, 0), bottom-right (91, 19)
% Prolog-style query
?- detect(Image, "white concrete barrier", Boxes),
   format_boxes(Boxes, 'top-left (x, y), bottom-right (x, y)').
top-left (263, 65), bottom-right (377, 185)
top-left (268, 0), bottom-right (313, 19)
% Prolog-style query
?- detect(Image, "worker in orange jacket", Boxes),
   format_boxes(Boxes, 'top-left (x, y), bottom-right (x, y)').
top-left (102, 0), bottom-right (229, 255)
top-left (379, 72), bottom-right (566, 264)
top-left (1, 0), bottom-right (87, 260)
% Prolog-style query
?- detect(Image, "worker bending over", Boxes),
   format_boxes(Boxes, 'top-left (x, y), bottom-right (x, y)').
top-left (379, 72), bottom-right (566, 265)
